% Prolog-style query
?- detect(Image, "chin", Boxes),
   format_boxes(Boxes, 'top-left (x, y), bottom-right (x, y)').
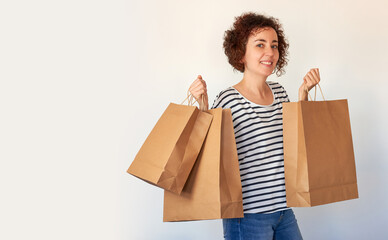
top-left (259, 70), bottom-right (274, 77)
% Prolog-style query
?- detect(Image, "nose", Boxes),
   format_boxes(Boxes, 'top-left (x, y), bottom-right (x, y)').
top-left (265, 46), bottom-right (275, 56)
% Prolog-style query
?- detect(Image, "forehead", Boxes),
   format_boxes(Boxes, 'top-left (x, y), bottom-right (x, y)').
top-left (249, 27), bottom-right (278, 41)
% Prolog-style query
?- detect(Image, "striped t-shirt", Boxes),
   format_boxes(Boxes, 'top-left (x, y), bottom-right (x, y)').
top-left (211, 81), bottom-right (290, 214)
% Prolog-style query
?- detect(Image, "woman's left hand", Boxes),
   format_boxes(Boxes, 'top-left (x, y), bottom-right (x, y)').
top-left (298, 68), bottom-right (321, 101)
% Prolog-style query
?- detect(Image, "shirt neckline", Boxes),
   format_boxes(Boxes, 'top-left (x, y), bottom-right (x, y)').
top-left (231, 81), bottom-right (275, 107)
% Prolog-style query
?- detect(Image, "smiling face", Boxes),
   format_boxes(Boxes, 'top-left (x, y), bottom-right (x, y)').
top-left (241, 27), bottom-right (279, 77)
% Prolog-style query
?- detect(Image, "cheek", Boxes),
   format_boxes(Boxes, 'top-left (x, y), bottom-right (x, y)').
top-left (275, 52), bottom-right (280, 63)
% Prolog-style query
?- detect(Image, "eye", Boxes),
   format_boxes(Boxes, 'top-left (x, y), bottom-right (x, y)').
top-left (256, 44), bottom-right (278, 49)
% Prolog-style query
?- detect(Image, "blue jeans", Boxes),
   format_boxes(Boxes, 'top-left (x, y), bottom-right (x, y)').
top-left (222, 209), bottom-right (303, 240)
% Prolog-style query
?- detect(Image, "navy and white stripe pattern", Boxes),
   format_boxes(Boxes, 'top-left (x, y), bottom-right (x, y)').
top-left (211, 81), bottom-right (290, 214)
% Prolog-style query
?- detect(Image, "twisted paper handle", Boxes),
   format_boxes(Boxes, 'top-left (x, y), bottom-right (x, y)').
top-left (304, 83), bottom-right (326, 101)
top-left (181, 90), bottom-right (207, 111)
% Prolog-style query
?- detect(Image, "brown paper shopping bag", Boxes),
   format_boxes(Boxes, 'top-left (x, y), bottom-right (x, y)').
top-left (163, 108), bottom-right (244, 222)
top-left (127, 94), bottom-right (213, 195)
top-left (282, 85), bottom-right (358, 207)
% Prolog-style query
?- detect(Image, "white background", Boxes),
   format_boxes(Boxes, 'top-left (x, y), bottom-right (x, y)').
top-left (1, 0), bottom-right (387, 239)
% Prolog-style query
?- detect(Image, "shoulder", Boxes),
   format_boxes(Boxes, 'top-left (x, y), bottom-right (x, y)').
top-left (210, 86), bottom-right (240, 109)
top-left (267, 81), bottom-right (286, 92)
top-left (267, 81), bottom-right (290, 102)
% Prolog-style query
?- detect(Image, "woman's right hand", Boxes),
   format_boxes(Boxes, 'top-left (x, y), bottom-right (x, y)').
top-left (189, 75), bottom-right (209, 110)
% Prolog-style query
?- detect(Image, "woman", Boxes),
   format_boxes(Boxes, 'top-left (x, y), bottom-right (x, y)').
top-left (189, 12), bottom-right (320, 240)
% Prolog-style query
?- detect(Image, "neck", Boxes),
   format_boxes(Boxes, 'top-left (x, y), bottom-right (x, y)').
top-left (239, 70), bottom-right (269, 95)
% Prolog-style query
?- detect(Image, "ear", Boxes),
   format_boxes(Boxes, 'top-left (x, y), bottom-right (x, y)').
top-left (240, 56), bottom-right (245, 65)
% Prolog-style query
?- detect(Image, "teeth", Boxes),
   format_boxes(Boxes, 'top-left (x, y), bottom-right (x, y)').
top-left (260, 61), bottom-right (272, 65)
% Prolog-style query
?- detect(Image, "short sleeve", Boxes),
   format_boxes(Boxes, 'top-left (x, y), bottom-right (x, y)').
top-left (211, 90), bottom-right (225, 109)
top-left (282, 86), bottom-right (290, 102)
top-left (275, 83), bottom-right (290, 103)
top-left (210, 93), bottom-right (221, 109)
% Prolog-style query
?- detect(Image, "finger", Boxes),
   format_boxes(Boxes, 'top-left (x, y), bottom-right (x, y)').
top-left (312, 69), bottom-right (320, 81)
top-left (304, 75), bottom-right (311, 85)
top-left (194, 77), bottom-right (207, 87)
top-left (190, 80), bottom-right (204, 90)
top-left (192, 75), bottom-right (204, 84)
top-left (194, 80), bottom-right (206, 90)
top-left (201, 79), bottom-right (207, 88)
top-left (304, 75), bottom-right (314, 88)
top-left (197, 75), bottom-right (205, 86)
top-left (309, 70), bottom-right (318, 79)
top-left (190, 90), bottom-right (205, 100)
top-left (189, 76), bottom-right (207, 99)
top-left (303, 77), bottom-right (309, 89)
top-left (313, 71), bottom-right (320, 84)
top-left (190, 91), bottom-right (204, 101)
top-left (315, 69), bottom-right (320, 83)
top-left (189, 84), bottom-right (201, 93)
top-left (307, 72), bottom-right (318, 85)
top-left (306, 74), bottom-right (317, 86)
top-left (191, 83), bottom-right (207, 93)
top-left (190, 79), bottom-right (201, 90)
top-left (189, 82), bottom-right (205, 94)
top-left (312, 68), bottom-right (320, 81)
top-left (191, 87), bottom-right (207, 95)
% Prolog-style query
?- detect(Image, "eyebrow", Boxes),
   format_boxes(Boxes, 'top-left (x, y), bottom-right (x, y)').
top-left (254, 39), bottom-right (278, 43)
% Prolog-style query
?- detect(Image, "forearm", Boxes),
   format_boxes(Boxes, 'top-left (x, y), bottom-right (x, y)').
top-left (298, 86), bottom-right (309, 101)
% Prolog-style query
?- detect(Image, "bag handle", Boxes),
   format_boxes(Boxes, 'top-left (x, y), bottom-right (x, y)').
top-left (181, 90), bottom-right (207, 111)
top-left (304, 83), bottom-right (326, 101)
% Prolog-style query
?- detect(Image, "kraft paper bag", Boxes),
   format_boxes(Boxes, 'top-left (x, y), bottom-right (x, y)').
top-left (127, 102), bottom-right (213, 195)
top-left (163, 108), bottom-right (244, 222)
top-left (282, 89), bottom-right (358, 207)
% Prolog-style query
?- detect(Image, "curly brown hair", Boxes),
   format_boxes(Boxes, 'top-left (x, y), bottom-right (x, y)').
top-left (223, 12), bottom-right (289, 77)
